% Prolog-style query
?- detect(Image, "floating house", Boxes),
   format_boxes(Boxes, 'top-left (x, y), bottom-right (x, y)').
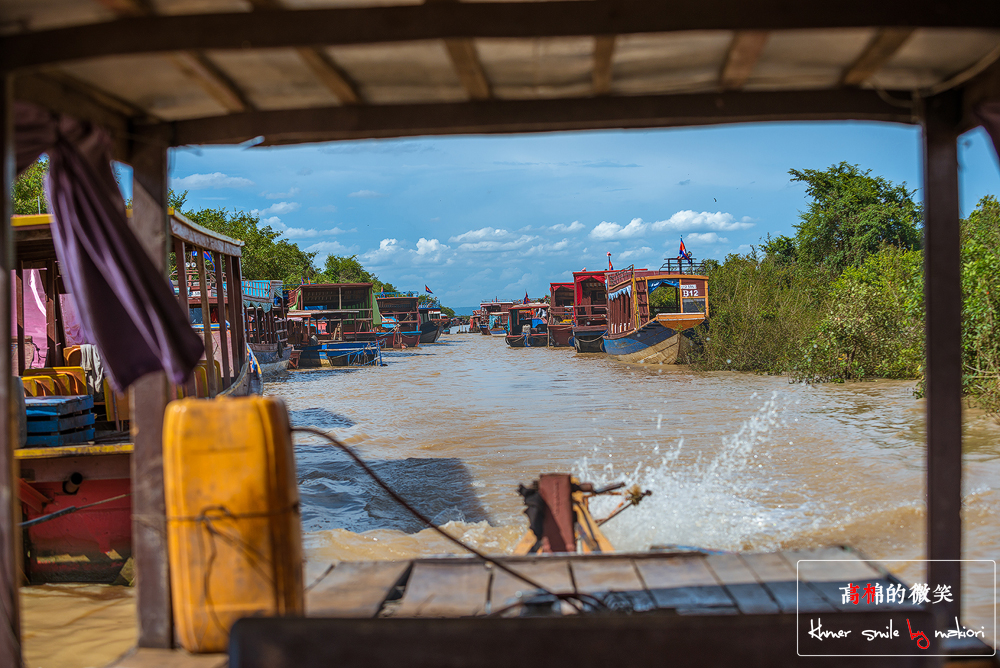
top-left (505, 303), bottom-right (549, 347)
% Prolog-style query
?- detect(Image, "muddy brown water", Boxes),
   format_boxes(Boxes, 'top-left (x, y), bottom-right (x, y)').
top-left (21, 333), bottom-right (999, 666)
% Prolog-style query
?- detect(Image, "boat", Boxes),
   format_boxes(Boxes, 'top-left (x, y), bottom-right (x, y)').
top-left (504, 303), bottom-right (550, 347)
top-left (286, 282), bottom-right (391, 365)
top-left (571, 270), bottom-right (608, 353)
top-left (547, 281), bottom-right (574, 347)
top-left (418, 299), bottom-right (449, 343)
top-left (243, 280), bottom-right (289, 364)
top-left (479, 300), bottom-right (514, 335)
top-left (603, 260), bottom-right (709, 364)
top-left (376, 292), bottom-right (422, 347)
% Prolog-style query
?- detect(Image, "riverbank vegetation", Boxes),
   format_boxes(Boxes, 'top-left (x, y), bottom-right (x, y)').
top-left (693, 162), bottom-right (1000, 409)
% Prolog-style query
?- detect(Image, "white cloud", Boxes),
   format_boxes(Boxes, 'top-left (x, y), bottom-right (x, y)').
top-left (684, 232), bottom-right (728, 244)
top-left (361, 238), bottom-right (400, 265)
top-left (650, 211), bottom-right (753, 233)
top-left (263, 187), bottom-right (300, 199)
top-left (282, 226), bottom-right (353, 240)
top-left (618, 246), bottom-right (653, 260)
top-left (171, 172), bottom-right (254, 190)
top-left (524, 239), bottom-right (573, 256)
top-left (456, 235), bottom-right (537, 252)
top-left (547, 221), bottom-right (585, 233)
top-left (348, 189), bottom-right (385, 198)
top-left (260, 216), bottom-right (285, 229)
top-left (449, 227), bottom-right (511, 243)
top-left (415, 238), bottom-right (449, 256)
top-left (589, 218), bottom-right (648, 240)
top-left (304, 240), bottom-right (359, 263)
top-left (262, 201), bottom-right (300, 216)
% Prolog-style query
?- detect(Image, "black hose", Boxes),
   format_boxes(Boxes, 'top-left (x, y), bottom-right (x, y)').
top-left (20, 492), bottom-right (131, 528)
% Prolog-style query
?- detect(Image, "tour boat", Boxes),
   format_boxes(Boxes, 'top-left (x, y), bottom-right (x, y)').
top-left (571, 270), bottom-right (608, 352)
top-left (479, 300), bottom-right (514, 335)
top-left (603, 260), bottom-right (709, 364)
top-left (376, 292), bottom-right (422, 347)
top-left (418, 301), bottom-right (449, 343)
top-left (547, 281), bottom-right (574, 347)
top-left (504, 303), bottom-right (550, 347)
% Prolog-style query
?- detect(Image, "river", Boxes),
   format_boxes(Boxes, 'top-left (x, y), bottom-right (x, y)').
top-left (20, 332), bottom-right (1000, 666)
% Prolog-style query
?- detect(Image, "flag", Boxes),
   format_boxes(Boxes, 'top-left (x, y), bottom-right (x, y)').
top-left (607, 252), bottom-right (613, 271)
top-left (678, 237), bottom-right (692, 261)
top-left (523, 291), bottom-right (530, 304)
top-left (425, 285), bottom-right (433, 294)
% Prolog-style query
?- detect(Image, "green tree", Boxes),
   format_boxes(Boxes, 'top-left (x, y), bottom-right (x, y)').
top-left (790, 162), bottom-right (921, 272)
top-left (13, 157), bottom-right (48, 215)
top-left (960, 195), bottom-right (1000, 410)
top-left (760, 233), bottom-right (797, 265)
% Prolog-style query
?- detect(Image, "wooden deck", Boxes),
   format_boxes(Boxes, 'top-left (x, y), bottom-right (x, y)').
top-left (110, 547), bottom-right (997, 668)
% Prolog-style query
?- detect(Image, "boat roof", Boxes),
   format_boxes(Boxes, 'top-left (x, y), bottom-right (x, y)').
top-left (573, 270), bottom-right (607, 281)
top-left (5, 3), bottom-right (998, 151)
top-left (607, 268), bottom-right (709, 289)
top-left (510, 302), bottom-right (549, 310)
top-left (550, 282), bottom-right (574, 290)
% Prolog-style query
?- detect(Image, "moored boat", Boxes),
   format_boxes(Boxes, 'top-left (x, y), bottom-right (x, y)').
top-left (418, 300), bottom-right (449, 343)
top-left (547, 281), bottom-right (574, 346)
top-left (504, 303), bottom-right (550, 347)
top-left (376, 292), bottom-right (422, 347)
top-left (603, 260), bottom-right (708, 364)
top-left (571, 270), bottom-right (608, 352)
top-left (479, 300), bottom-right (513, 335)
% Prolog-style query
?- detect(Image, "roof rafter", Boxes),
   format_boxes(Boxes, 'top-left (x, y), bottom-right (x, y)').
top-left (5, 1), bottom-right (998, 74)
top-left (841, 28), bottom-right (915, 86)
top-left (720, 31), bottom-right (769, 90)
top-left (170, 88), bottom-right (916, 147)
top-left (426, 0), bottom-right (491, 101)
top-left (593, 35), bottom-right (616, 95)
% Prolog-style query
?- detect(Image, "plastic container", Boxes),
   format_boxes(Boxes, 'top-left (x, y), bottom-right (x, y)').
top-left (163, 396), bottom-right (303, 653)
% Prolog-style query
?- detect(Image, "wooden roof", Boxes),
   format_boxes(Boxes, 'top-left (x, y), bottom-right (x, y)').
top-left (3, 1), bottom-right (999, 151)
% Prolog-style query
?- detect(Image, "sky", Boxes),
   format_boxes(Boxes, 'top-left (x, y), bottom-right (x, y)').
top-left (162, 121), bottom-right (1000, 310)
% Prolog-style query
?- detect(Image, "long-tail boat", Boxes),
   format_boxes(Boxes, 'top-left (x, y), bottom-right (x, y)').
top-left (286, 282), bottom-right (389, 366)
top-left (504, 303), bottom-right (550, 347)
top-left (571, 270), bottom-right (608, 352)
top-left (603, 259), bottom-right (709, 364)
top-left (479, 300), bottom-right (513, 335)
top-left (376, 292), bottom-right (422, 347)
top-left (547, 282), bottom-right (574, 346)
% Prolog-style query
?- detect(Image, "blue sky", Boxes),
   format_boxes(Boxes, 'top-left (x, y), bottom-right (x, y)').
top-left (164, 122), bottom-right (1000, 309)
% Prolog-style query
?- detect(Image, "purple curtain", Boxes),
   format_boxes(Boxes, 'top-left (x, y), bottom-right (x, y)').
top-left (973, 100), bottom-right (1000, 163)
top-left (14, 101), bottom-right (203, 390)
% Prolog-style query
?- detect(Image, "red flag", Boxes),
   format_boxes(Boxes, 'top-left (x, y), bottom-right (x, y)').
top-left (607, 252), bottom-right (613, 271)
top-left (523, 291), bottom-right (530, 304)
top-left (425, 285), bottom-right (433, 294)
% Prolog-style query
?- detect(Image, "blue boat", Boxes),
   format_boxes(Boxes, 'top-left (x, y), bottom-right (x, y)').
top-left (603, 263), bottom-right (708, 364)
top-left (296, 340), bottom-right (384, 367)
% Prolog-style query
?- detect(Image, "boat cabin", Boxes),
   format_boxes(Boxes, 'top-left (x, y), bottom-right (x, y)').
top-left (287, 283), bottom-right (379, 344)
top-left (507, 303), bottom-right (548, 336)
top-left (572, 270), bottom-right (608, 329)
top-left (376, 292), bottom-right (421, 347)
top-left (480, 300), bottom-right (514, 333)
top-left (606, 266), bottom-right (709, 338)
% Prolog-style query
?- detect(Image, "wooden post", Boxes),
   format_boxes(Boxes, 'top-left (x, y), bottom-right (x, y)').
top-left (195, 250), bottom-right (217, 397)
top-left (922, 92), bottom-right (963, 624)
top-left (15, 264), bottom-right (23, 374)
top-left (213, 252), bottom-right (230, 389)
top-left (43, 259), bottom-right (55, 367)
top-left (128, 127), bottom-right (173, 649)
top-left (225, 255), bottom-right (243, 375)
top-left (0, 72), bottom-right (23, 668)
top-left (537, 474), bottom-right (575, 553)
top-left (231, 257), bottom-right (246, 372)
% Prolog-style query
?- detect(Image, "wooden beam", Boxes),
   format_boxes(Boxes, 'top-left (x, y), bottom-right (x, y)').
top-left (922, 91), bottom-right (963, 625)
top-left (295, 47), bottom-right (361, 105)
top-left (4, 1), bottom-right (999, 73)
top-left (171, 88), bottom-right (916, 147)
top-left (720, 31), bottom-right (769, 90)
top-left (840, 27), bottom-right (915, 86)
top-left (127, 125), bottom-right (174, 649)
top-left (0, 73), bottom-right (23, 668)
top-left (93, 0), bottom-right (155, 16)
top-left (443, 39), bottom-right (491, 101)
top-left (593, 35), bottom-right (615, 96)
top-left (168, 51), bottom-right (255, 113)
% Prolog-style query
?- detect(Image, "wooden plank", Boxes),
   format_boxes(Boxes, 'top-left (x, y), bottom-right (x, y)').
top-left (443, 39), bottom-right (492, 101)
top-left (25, 395), bottom-right (94, 415)
top-left (170, 212), bottom-right (242, 258)
top-left (212, 252), bottom-right (230, 389)
top-left (593, 35), bottom-right (616, 95)
top-left (394, 561), bottom-right (491, 617)
top-left (841, 27), bottom-right (915, 86)
top-left (923, 91), bottom-right (963, 622)
top-left (489, 559), bottom-right (574, 609)
top-left (0, 72), bottom-right (23, 668)
top-left (128, 127), bottom-right (173, 649)
top-left (43, 260), bottom-right (55, 367)
top-left (634, 555), bottom-right (733, 610)
top-left (195, 251), bottom-right (217, 397)
top-left (307, 561), bottom-right (410, 618)
top-left (295, 47), bottom-right (361, 105)
top-left (24, 427), bottom-right (95, 447)
top-left (108, 647), bottom-right (227, 668)
top-left (26, 412), bottom-right (95, 433)
top-left (741, 552), bottom-right (833, 613)
top-left (5, 1), bottom-right (1000, 72)
top-left (172, 89), bottom-right (915, 147)
top-left (570, 557), bottom-right (653, 610)
top-left (720, 30), bottom-right (769, 90)
top-left (168, 51), bottom-right (255, 113)
top-left (787, 547), bottom-right (882, 582)
top-left (15, 264), bottom-right (23, 374)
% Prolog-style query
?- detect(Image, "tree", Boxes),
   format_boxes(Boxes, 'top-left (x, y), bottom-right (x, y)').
top-left (13, 157), bottom-right (48, 215)
top-left (760, 233), bottom-right (797, 265)
top-left (184, 207), bottom-right (318, 284)
top-left (790, 162), bottom-right (921, 272)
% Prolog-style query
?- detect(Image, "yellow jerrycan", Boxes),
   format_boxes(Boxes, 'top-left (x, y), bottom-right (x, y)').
top-left (164, 396), bottom-right (304, 653)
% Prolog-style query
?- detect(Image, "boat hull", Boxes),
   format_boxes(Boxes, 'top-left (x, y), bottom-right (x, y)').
top-left (547, 323), bottom-right (573, 347)
top-left (603, 321), bottom-right (695, 364)
top-left (419, 322), bottom-right (443, 344)
top-left (572, 328), bottom-right (605, 353)
top-left (505, 333), bottom-right (550, 348)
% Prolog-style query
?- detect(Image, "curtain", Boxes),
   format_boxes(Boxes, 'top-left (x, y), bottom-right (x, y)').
top-left (14, 101), bottom-right (203, 390)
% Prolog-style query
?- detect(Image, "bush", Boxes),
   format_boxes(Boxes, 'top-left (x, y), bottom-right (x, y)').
top-left (961, 195), bottom-right (1000, 410)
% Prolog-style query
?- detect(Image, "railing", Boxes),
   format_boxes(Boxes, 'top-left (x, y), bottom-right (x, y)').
top-left (606, 266), bottom-right (634, 289)
top-left (660, 258), bottom-right (708, 274)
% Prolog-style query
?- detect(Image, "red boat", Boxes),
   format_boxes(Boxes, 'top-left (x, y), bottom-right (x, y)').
top-left (572, 270), bottom-right (609, 352)
top-left (547, 282), bottom-right (574, 347)
top-left (376, 292), bottom-right (421, 347)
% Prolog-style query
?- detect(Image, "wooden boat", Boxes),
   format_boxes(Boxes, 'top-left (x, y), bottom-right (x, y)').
top-left (480, 300), bottom-right (514, 335)
top-left (376, 292), bottom-right (422, 347)
top-left (244, 280), bottom-right (289, 364)
top-left (296, 340), bottom-right (383, 367)
top-left (505, 303), bottom-right (550, 347)
top-left (286, 283), bottom-right (391, 364)
top-left (12, 210), bottom-right (259, 583)
top-left (571, 270), bottom-right (608, 353)
top-left (604, 261), bottom-right (709, 364)
top-left (547, 282), bottom-right (574, 347)
top-left (418, 301), bottom-right (448, 343)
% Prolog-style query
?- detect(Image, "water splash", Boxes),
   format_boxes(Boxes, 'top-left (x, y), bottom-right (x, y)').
top-left (574, 391), bottom-right (791, 552)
